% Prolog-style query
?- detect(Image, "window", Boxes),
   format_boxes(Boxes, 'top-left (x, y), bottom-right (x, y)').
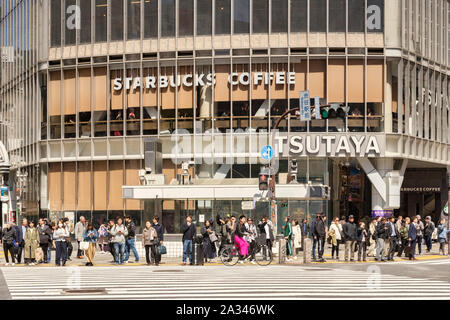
top-left (65, 0), bottom-right (76, 45)
top-left (291, 0), bottom-right (307, 32)
top-left (95, 0), bottom-right (107, 42)
top-left (233, 0), bottom-right (249, 34)
top-left (310, 0), bottom-right (326, 32)
top-left (179, 0), bottom-right (194, 36)
top-left (271, 0), bottom-right (288, 33)
top-left (161, 0), bottom-right (175, 37)
top-left (144, 0), bottom-right (158, 38)
top-left (253, 0), bottom-right (268, 33)
top-left (50, 0), bottom-right (61, 47)
top-left (197, 0), bottom-right (212, 35)
top-left (111, 0), bottom-right (123, 41)
top-left (127, 0), bottom-right (140, 40)
top-left (348, 0), bottom-right (364, 32)
top-left (329, 0), bottom-right (346, 32)
top-left (80, 0), bottom-right (91, 44)
top-left (215, 0), bottom-right (231, 35)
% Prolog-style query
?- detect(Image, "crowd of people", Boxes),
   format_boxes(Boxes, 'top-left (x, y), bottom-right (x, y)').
top-left (284, 213), bottom-right (450, 263)
top-left (0, 215), bottom-right (164, 267)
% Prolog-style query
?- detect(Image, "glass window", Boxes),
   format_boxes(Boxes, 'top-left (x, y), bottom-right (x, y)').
top-left (271, 0), bottom-right (288, 33)
top-left (65, 0), bottom-right (76, 45)
top-left (215, 0), bottom-right (231, 35)
top-left (80, 0), bottom-right (91, 44)
top-left (253, 0), bottom-right (268, 33)
top-left (310, 0), bottom-right (326, 32)
top-left (197, 0), bottom-right (212, 35)
top-left (348, 0), bottom-right (364, 32)
top-left (291, 0), bottom-right (307, 32)
top-left (95, 0), bottom-right (107, 42)
top-left (144, 0), bottom-right (158, 38)
top-left (111, 0), bottom-right (124, 41)
top-left (233, 0), bottom-right (249, 34)
top-left (127, 0), bottom-right (140, 40)
top-left (329, 0), bottom-right (346, 32)
top-left (161, 0), bottom-right (175, 37)
top-left (179, 0), bottom-right (194, 36)
top-left (50, 0), bottom-right (61, 47)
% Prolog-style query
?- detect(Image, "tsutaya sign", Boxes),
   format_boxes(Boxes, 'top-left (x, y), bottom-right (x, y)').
top-left (275, 134), bottom-right (384, 157)
top-left (113, 72), bottom-right (297, 91)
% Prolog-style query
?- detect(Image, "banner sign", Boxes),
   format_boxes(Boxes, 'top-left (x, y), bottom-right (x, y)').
top-left (372, 210), bottom-right (394, 218)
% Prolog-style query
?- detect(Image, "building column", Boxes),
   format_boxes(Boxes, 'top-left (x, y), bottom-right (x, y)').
top-left (371, 158), bottom-right (394, 213)
top-left (385, 62), bottom-right (394, 133)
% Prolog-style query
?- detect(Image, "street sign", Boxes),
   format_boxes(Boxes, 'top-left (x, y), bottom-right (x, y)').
top-left (300, 91), bottom-right (311, 121)
top-left (261, 145), bottom-right (274, 161)
top-left (314, 96), bottom-right (321, 119)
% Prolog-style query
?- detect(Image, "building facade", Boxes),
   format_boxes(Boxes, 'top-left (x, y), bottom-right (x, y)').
top-left (0, 0), bottom-right (449, 235)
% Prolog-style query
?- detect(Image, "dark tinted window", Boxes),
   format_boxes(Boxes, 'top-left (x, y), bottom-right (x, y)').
top-left (215, 0), bottom-right (231, 35)
top-left (179, 0), bottom-right (194, 36)
top-left (329, 0), bottom-right (346, 32)
top-left (291, 0), bottom-right (307, 32)
top-left (348, 0), bottom-right (364, 32)
top-left (80, 0), bottom-right (91, 44)
top-left (144, 0), bottom-right (158, 38)
top-left (310, 0), bottom-right (326, 32)
top-left (95, 0), bottom-right (107, 42)
top-left (197, 0), bottom-right (212, 35)
top-left (161, 0), bottom-right (175, 37)
top-left (272, 0), bottom-right (288, 33)
top-left (50, 0), bottom-right (61, 47)
top-left (233, 0), bottom-right (249, 34)
top-left (127, 0), bottom-right (140, 40)
top-left (110, 0), bottom-right (123, 41)
top-left (253, 0), bottom-right (268, 33)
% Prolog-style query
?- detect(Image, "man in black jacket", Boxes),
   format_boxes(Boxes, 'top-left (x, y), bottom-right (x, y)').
top-left (124, 216), bottom-right (139, 263)
top-left (423, 216), bottom-right (435, 253)
top-left (314, 215), bottom-right (327, 262)
top-left (38, 218), bottom-right (52, 264)
top-left (152, 216), bottom-right (164, 265)
top-left (2, 223), bottom-right (17, 265)
top-left (376, 217), bottom-right (388, 261)
top-left (343, 215), bottom-right (357, 262)
top-left (386, 216), bottom-right (399, 261)
top-left (182, 216), bottom-right (196, 265)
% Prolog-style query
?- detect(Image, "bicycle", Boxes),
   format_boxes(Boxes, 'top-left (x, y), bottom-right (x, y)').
top-left (219, 242), bottom-right (273, 266)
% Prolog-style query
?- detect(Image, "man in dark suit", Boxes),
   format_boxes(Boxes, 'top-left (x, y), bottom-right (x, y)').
top-left (408, 217), bottom-right (418, 260)
top-left (387, 216), bottom-right (399, 261)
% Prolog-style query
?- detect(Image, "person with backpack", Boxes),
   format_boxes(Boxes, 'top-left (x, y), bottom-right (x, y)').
top-left (423, 216), bottom-right (435, 253)
top-left (437, 219), bottom-right (450, 255)
top-left (2, 223), bottom-right (17, 266)
top-left (397, 218), bottom-right (410, 257)
top-left (375, 217), bottom-right (388, 262)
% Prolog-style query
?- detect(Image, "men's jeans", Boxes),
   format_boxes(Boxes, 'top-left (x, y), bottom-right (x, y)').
top-left (344, 240), bottom-right (356, 261)
top-left (376, 238), bottom-right (386, 260)
top-left (357, 241), bottom-right (367, 261)
top-left (40, 243), bottom-right (49, 262)
top-left (387, 238), bottom-right (397, 260)
top-left (410, 239), bottom-right (417, 258)
top-left (183, 240), bottom-right (193, 263)
top-left (317, 237), bottom-right (325, 259)
top-left (125, 238), bottom-right (139, 262)
top-left (424, 235), bottom-right (432, 251)
top-left (312, 238), bottom-right (318, 259)
top-left (3, 243), bottom-right (16, 263)
top-left (48, 246), bottom-right (52, 263)
top-left (416, 235), bottom-right (423, 254)
top-left (113, 242), bottom-right (126, 264)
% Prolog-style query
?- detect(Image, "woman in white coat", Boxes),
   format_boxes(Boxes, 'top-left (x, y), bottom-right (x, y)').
top-left (329, 217), bottom-right (342, 260)
top-left (292, 220), bottom-right (302, 259)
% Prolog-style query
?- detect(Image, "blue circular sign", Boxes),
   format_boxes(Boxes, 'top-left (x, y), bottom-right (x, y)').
top-left (261, 145), bottom-right (274, 161)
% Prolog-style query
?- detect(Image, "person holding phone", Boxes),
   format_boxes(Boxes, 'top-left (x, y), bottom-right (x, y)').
top-left (83, 222), bottom-right (98, 266)
top-left (53, 219), bottom-right (69, 266)
top-left (110, 217), bottom-right (128, 265)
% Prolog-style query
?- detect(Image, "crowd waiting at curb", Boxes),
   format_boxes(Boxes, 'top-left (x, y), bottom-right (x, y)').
top-left (1, 212), bottom-right (449, 267)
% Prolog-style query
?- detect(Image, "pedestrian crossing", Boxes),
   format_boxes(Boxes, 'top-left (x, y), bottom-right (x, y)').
top-left (391, 258), bottom-right (450, 265)
top-left (1, 265), bottom-right (450, 300)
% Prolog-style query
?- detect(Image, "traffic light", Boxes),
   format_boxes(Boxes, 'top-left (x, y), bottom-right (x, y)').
top-left (320, 104), bottom-right (349, 119)
top-left (259, 172), bottom-right (269, 191)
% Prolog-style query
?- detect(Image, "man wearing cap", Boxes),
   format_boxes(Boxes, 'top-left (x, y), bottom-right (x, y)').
top-left (343, 215), bottom-right (357, 262)
top-left (423, 216), bottom-right (435, 253)
top-left (415, 215), bottom-right (424, 255)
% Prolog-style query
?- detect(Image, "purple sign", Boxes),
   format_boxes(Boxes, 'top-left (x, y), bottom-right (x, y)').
top-left (372, 210), bottom-right (394, 218)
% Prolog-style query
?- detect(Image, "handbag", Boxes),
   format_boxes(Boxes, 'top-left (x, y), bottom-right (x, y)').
top-left (157, 245), bottom-right (167, 255)
top-left (209, 231), bottom-right (218, 243)
top-left (79, 241), bottom-right (90, 251)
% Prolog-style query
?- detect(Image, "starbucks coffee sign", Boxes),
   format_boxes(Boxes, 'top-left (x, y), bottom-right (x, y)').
top-left (113, 71), bottom-right (297, 91)
top-left (275, 134), bottom-right (384, 157)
